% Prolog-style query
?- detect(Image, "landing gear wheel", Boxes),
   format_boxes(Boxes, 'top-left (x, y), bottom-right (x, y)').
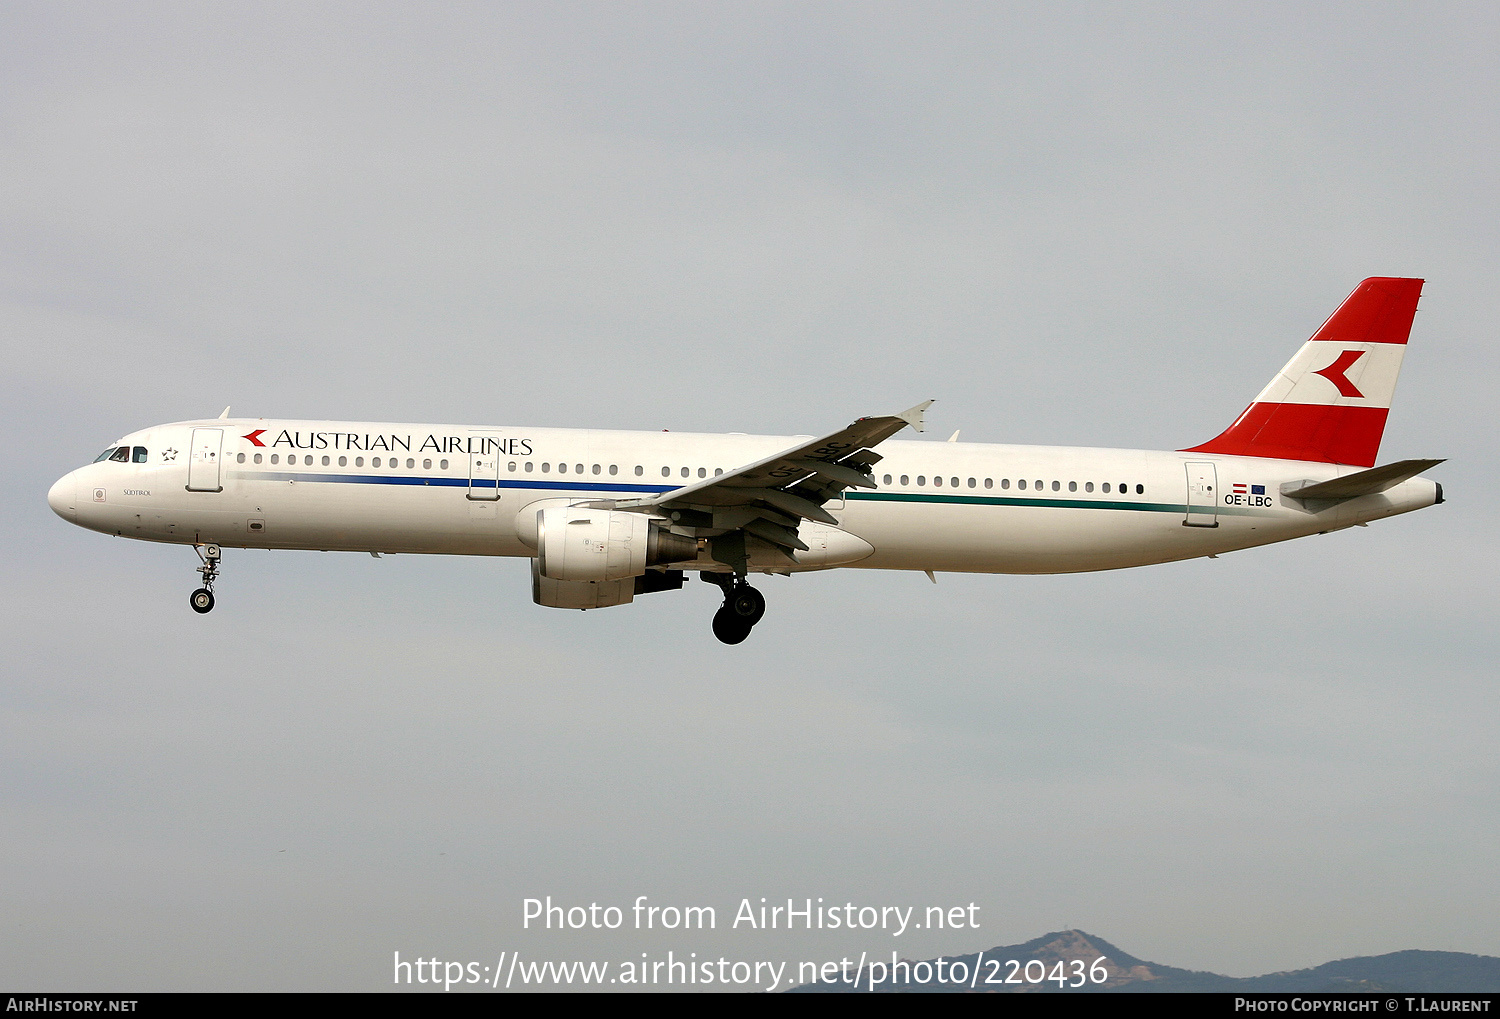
top-left (191, 544), bottom-right (221, 615)
top-left (728, 584), bottom-right (765, 624)
top-left (712, 606), bottom-right (753, 645)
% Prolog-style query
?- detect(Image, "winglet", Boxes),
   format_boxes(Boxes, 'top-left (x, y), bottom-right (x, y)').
top-left (218, 406), bottom-right (231, 420)
top-left (898, 400), bottom-right (934, 433)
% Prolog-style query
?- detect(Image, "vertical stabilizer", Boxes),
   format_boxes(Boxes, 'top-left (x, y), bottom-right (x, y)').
top-left (1183, 277), bottom-right (1423, 466)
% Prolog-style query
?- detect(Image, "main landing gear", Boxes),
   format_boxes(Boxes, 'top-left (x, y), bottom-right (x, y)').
top-left (190, 544), bottom-right (221, 614)
top-left (704, 572), bottom-right (766, 645)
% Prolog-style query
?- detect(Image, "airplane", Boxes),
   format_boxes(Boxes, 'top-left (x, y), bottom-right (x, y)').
top-left (48, 277), bottom-right (1443, 644)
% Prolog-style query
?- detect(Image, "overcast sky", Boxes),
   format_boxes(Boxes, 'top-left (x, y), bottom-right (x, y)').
top-left (3, 1), bottom-right (1498, 992)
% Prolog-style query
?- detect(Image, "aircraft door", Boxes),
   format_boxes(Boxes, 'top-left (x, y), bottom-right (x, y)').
top-left (468, 434), bottom-right (501, 501)
top-left (186, 428), bottom-right (224, 493)
top-left (1183, 461), bottom-right (1218, 527)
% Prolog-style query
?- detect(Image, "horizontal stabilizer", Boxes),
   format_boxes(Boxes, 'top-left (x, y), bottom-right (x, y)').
top-left (1281, 459), bottom-right (1444, 502)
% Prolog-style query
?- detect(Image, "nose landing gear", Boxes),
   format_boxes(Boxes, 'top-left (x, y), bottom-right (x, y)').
top-left (704, 572), bottom-right (766, 644)
top-left (190, 544), bottom-right (221, 614)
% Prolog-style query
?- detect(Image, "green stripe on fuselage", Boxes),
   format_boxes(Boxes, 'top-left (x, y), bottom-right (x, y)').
top-left (846, 491), bottom-right (1253, 516)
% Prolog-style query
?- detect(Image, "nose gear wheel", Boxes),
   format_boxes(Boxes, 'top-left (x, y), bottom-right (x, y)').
top-left (190, 544), bottom-right (221, 614)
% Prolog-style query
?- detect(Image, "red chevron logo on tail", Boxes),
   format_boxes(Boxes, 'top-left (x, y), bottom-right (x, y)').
top-left (1313, 349), bottom-right (1366, 398)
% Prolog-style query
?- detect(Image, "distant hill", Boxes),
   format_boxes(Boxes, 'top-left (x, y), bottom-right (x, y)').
top-left (787, 929), bottom-right (1500, 992)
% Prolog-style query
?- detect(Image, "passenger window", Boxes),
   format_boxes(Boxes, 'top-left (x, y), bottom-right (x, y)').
top-left (1018, 479), bottom-right (1026, 490)
top-left (698, 468), bottom-right (706, 478)
top-left (272, 454), bottom-right (280, 465)
top-left (133, 446), bottom-right (148, 463)
top-left (592, 464), bottom-right (601, 475)
top-left (1136, 484), bottom-right (1144, 494)
top-left (984, 478), bottom-right (993, 489)
top-left (661, 467), bottom-right (670, 477)
top-left (337, 456), bottom-right (346, 467)
top-left (968, 478), bottom-right (976, 488)
top-left (236, 453), bottom-right (245, 464)
top-left (354, 457), bottom-right (362, 467)
top-left (681, 467), bottom-right (689, 478)
top-left (714, 468), bottom-right (723, 476)
top-left (900, 475), bottom-right (909, 486)
top-left (933, 476), bottom-right (942, 487)
top-left (951, 477), bottom-right (959, 487)
top-left (1068, 481), bottom-right (1076, 492)
top-left (633, 466), bottom-right (642, 476)
top-left (1001, 479), bottom-right (1010, 489)
top-left (917, 476), bottom-right (926, 486)
top-left (370, 457), bottom-right (379, 467)
top-left (1118, 482), bottom-right (1125, 493)
top-left (1051, 480), bottom-right (1059, 491)
top-left (542, 463), bottom-right (551, 473)
top-left (1102, 483), bottom-right (1110, 493)
top-left (254, 454), bottom-right (263, 465)
top-left (525, 462), bottom-right (533, 472)
top-left (109, 447), bottom-right (130, 462)
top-left (422, 459), bottom-right (432, 469)
top-left (1034, 480), bottom-right (1043, 490)
top-left (558, 463), bottom-right (567, 473)
top-left (322, 456), bottom-right (331, 466)
top-left (508, 462), bottom-right (516, 472)
top-left (883, 474), bottom-right (892, 486)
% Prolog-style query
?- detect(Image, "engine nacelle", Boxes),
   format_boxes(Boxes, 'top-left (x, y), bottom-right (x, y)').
top-left (536, 507), bottom-right (697, 583)
top-left (530, 561), bottom-right (687, 610)
top-left (532, 560), bottom-right (636, 609)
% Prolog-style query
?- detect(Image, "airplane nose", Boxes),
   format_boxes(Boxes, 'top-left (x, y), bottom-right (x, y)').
top-left (48, 474), bottom-right (76, 521)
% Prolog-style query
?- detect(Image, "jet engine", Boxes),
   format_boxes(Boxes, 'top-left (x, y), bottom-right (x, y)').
top-left (536, 507), bottom-right (698, 583)
top-left (530, 560), bottom-right (686, 610)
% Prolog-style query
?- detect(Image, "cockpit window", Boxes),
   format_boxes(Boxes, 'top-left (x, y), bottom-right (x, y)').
top-left (132, 446), bottom-right (148, 463)
top-left (94, 447), bottom-right (118, 463)
top-left (108, 447), bottom-right (130, 463)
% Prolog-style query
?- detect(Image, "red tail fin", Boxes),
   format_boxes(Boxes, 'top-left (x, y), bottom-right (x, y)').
top-left (1183, 278), bottom-right (1423, 467)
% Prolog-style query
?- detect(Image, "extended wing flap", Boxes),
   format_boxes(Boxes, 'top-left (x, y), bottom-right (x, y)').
top-left (1281, 458), bottom-right (1444, 501)
top-left (620, 402), bottom-right (932, 568)
top-left (624, 401), bottom-right (933, 513)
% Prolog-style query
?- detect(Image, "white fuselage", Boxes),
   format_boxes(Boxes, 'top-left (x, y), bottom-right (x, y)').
top-left (49, 418), bottom-right (1440, 576)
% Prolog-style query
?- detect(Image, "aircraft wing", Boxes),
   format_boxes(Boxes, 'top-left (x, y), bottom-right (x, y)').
top-left (615, 400), bottom-right (932, 570)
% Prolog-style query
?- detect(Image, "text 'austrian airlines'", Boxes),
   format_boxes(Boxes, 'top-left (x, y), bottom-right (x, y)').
top-left (49, 278), bottom-right (1443, 643)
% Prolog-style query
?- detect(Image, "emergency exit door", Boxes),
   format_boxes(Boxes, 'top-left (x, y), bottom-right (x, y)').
top-left (1183, 461), bottom-right (1218, 527)
top-left (468, 434), bottom-right (501, 501)
top-left (186, 428), bottom-right (224, 492)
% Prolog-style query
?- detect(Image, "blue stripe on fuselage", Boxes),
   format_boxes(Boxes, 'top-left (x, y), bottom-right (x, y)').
top-left (230, 470), bottom-right (674, 495)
